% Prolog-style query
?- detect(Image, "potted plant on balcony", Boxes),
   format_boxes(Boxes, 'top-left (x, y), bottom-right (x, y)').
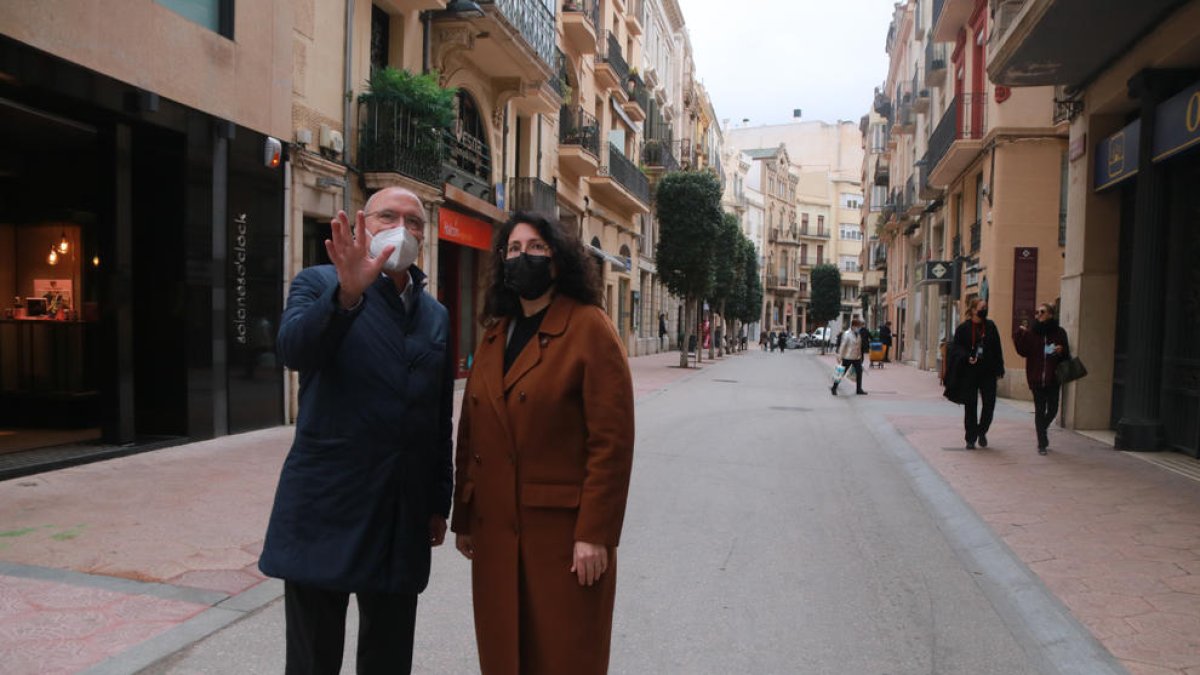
top-left (358, 67), bottom-right (457, 179)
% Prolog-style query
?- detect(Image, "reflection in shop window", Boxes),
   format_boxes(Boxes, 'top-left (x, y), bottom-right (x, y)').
top-left (156, 0), bottom-right (234, 37)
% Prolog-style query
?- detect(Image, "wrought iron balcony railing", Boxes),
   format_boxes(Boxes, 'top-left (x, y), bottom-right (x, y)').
top-left (480, 0), bottom-right (556, 71)
top-left (598, 30), bottom-right (630, 88)
top-left (357, 99), bottom-right (446, 186)
top-left (559, 105), bottom-right (600, 156)
top-left (628, 74), bottom-right (649, 114)
top-left (970, 219), bottom-right (981, 252)
top-left (508, 177), bottom-right (558, 216)
top-left (561, 0), bottom-right (599, 30)
top-left (924, 92), bottom-right (987, 175)
top-left (602, 143), bottom-right (650, 205)
top-left (641, 138), bottom-right (679, 172)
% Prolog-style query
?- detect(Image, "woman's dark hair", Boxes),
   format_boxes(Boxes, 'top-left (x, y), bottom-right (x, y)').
top-left (480, 211), bottom-right (603, 324)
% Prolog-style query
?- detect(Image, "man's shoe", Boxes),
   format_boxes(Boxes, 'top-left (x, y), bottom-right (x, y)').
top-left (978, 433), bottom-right (988, 448)
top-left (1038, 447), bottom-right (1048, 455)
top-left (856, 390), bottom-right (868, 395)
top-left (966, 442), bottom-right (976, 450)
top-left (830, 385), bottom-right (838, 396)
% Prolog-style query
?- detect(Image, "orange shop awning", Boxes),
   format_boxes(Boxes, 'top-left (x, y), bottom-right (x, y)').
top-left (438, 208), bottom-right (493, 252)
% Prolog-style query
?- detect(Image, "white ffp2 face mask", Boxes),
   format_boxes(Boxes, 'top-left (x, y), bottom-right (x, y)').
top-left (368, 226), bottom-right (420, 273)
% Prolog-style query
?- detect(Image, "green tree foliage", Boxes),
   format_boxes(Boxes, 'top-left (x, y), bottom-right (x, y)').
top-left (655, 171), bottom-right (722, 300)
top-left (737, 238), bottom-right (763, 325)
top-left (361, 67), bottom-right (457, 129)
top-left (810, 264), bottom-right (843, 329)
top-left (710, 213), bottom-right (742, 308)
top-left (655, 171), bottom-right (723, 365)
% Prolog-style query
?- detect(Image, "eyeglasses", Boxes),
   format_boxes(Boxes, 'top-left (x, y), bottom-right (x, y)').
top-left (1035, 309), bottom-right (1048, 315)
top-left (364, 209), bottom-right (424, 231)
top-left (503, 241), bottom-right (551, 257)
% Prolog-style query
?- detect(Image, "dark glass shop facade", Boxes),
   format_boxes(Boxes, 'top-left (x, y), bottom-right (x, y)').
top-left (0, 35), bottom-right (284, 458)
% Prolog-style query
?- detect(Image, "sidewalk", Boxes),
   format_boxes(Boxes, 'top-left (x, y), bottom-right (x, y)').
top-left (824, 354), bottom-right (1200, 675)
top-left (0, 349), bottom-right (705, 675)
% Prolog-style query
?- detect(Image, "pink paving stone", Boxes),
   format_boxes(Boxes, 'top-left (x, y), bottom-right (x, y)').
top-left (167, 569), bottom-right (264, 595)
top-left (1166, 575), bottom-right (1200, 595)
top-left (1060, 591), bottom-right (1155, 619)
top-left (1106, 632), bottom-right (1200, 670)
top-left (0, 576), bottom-right (206, 675)
top-left (1082, 575), bottom-right (1175, 597)
top-left (1082, 615), bottom-right (1139, 640)
top-left (1137, 533), bottom-right (1200, 550)
top-left (1124, 660), bottom-right (1189, 675)
top-left (1129, 545), bottom-right (1200, 564)
top-left (1145, 592), bottom-right (1200, 617)
top-left (1179, 560), bottom-right (1200, 575)
top-left (1127, 611), bottom-right (1200, 636)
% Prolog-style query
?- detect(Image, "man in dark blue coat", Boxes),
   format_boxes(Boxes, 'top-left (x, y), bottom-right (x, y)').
top-left (259, 187), bottom-right (453, 674)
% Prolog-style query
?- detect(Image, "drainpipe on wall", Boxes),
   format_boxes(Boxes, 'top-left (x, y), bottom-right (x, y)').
top-left (343, 0), bottom-right (354, 214)
top-left (423, 11), bottom-right (432, 74)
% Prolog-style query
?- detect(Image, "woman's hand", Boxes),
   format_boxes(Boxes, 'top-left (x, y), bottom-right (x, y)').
top-left (325, 210), bottom-right (393, 309)
top-left (570, 541), bottom-right (608, 586)
top-left (456, 534), bottom-right (475, 560)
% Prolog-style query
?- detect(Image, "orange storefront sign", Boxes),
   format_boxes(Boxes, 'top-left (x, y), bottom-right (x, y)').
top-left (438, 208), bottom-right (493, 251)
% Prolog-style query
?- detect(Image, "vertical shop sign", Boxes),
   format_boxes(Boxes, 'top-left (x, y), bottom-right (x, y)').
top-left (1012, 247), bottom-right (1038, 330)
top-left (232, 212), bottom-right (248, 344)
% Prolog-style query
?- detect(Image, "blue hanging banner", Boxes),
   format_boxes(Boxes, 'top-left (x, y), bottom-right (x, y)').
top-left (1094, 119), bottom-right (1140, 192)
top-left (1153, 78), bottom-right (1200, 163)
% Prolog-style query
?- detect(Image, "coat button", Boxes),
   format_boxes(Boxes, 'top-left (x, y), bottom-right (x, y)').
top-left (519, 391), bottom-right (526, 402)
top-left (473, 454), bottom-right (481, 464)
top-left (470, 394), bottom-right (478, 404)
top-left (540, 336), bottom-right (549, 347)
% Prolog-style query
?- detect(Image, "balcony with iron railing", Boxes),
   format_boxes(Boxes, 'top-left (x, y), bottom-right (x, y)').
top-left (641, 138), bottom-right (679, 173)
top-left (624, 73), bottom-right (648, 123)
top-left (508, 177), bottom-right (558, 216)
top-left (912, 72), bottom-right (930, 114)
top-left (924, 92), bottom-right (987, 188)
top-left (590, 143), bottom-right (650, 211)
top-left (894, 82), bottom-right (915, 135)
top-left (558, 105), bottom-right (600, 175)
top-left (478, 0), bottom-right (556, 71)
top-left (905, 174), bottom-right (922, 216)
top-left (675, 137), bottom-right (695, 168)
top-left (969, 219), bottom-right (981, 252)
top-left (358, 99), bottom-right (446, 187)
top-left (926, 41), bottom-right (947, 87)
top-left (561, 0), bottom-right (600, 55)
top-left (798, 226), bottom-right (831, 239)
top-left (596, 30), bottom-right (630, 95)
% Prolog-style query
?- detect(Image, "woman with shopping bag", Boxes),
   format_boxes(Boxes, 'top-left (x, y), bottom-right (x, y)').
top-left (831, 318), bottom-right (867, 396)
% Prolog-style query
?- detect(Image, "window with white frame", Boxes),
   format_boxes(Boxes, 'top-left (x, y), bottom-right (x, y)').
top-left (840, 224), bottom-right (862, 240)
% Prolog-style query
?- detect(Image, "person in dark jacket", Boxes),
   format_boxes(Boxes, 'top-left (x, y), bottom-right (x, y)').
top-left (951, 299), bottom-right (1005, 449)
top-left (259, 187), bottom-right (453, 674)
top-left (879, 321), bottom-right (893, 362)
top-left (1013, 303), bottom-right (1071, 454)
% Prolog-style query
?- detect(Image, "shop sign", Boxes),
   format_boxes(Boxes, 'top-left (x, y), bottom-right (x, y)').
top-left (232, 213), bottom-right (249, 344)
top-left (438, 208), bottom-right (493, 251)
top-left (1153, 78), bottom-right (1200, 162)
top-left (919, 260), bottom-right (953, 285)
top-left (1012, 247), bottom-right (1038, 330)
top-left (1094, 119), bottom-right (1140, 192)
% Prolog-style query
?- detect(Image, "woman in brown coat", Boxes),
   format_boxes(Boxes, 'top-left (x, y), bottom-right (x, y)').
top-left (451, 212), bottom-right (635, 675)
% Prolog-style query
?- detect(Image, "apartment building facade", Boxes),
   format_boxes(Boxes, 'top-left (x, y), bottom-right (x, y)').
top-left (870, 0), bottom-right (1066, 391)
top-left (989, 0), bottom-right (1200, 455)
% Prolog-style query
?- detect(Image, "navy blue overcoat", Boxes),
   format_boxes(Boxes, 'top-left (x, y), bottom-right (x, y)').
top-left (259, 265), bottom-right (453, 594)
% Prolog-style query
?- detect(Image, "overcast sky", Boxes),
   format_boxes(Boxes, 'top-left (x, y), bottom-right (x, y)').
top-left (682, 0), bottom-right (895, 129)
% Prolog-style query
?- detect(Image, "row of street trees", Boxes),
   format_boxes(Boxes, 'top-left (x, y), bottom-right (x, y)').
top-left (655, 171), bottom-right (764, 368)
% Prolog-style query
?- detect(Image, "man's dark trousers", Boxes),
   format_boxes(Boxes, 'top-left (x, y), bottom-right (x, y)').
top-left (1032, 386), bottom-right (1060, 448)
top-left (284, 581), bottom-right (418, 675)
top-left (963, 371), bottom-right (998, 444)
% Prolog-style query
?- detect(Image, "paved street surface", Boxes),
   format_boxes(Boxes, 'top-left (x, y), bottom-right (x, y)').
top-left (3, 349), bottom-right (1200, 673)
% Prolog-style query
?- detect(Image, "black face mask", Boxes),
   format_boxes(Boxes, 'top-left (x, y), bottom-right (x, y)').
top-left (503, 253), bottom-right (554, 300)
top-left (977, 308), bottom-right (989, 320)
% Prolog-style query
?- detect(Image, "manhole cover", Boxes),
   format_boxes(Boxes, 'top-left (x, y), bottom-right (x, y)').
top-left (770, 406), bottom-right (812, 412)
top-left (712, 379), bottom-right (739, 383)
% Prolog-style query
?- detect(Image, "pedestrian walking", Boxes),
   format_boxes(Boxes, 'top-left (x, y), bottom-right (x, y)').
top-left (1013, 303), bottom-right (1071, 454)
top-left (658, 312), bottom-right (668, 351)
top-left (759, 331), bottom-right (768, 351)
top-left (452, 212), bottom-right (635, 675)
top-left (768, 330), bottom-right (776, 352)
top-left (777, 330), bottom-right (787, 353)
top-left (879, 321), bottom-right (893, 362)
top-left (259, 187), bottom-right (453, 674)
top-left (831, 317), bottom-right (868, 395)
top-left (949, 299), bottom-right (1005, 449)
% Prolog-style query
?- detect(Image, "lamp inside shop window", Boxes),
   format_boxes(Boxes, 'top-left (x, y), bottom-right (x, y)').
top-left (48, 247), bottom-right (59, 265)
top-left (58, 231), bottom-right (69, 255)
